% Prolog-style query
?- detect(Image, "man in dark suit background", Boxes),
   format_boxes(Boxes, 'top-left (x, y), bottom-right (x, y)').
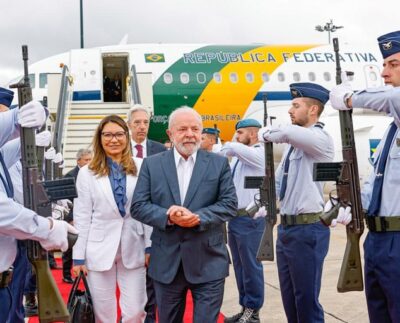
top-left (109, 73), bottom-right (122, 102)
top-left (61, 148), bottom-right (92, 283)
top-left (127, 104), bottom-right (166, 323)
top-left (131, 107), bottom-right (237, 323)
top-left (127, 104), bottom-right (166, 159)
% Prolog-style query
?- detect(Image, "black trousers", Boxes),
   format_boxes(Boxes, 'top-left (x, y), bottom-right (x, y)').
top-left (153, 264), bottom-right (225, 323)
top-left (145, 271), bottom-right (157, 323)
top-left (62, 248), bottom-right (72, 278)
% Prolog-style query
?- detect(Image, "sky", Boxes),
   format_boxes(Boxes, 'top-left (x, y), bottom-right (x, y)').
top-left (0, 0), bottom-right (398, 86)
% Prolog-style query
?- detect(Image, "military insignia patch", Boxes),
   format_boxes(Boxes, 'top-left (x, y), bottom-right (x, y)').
top-left (291, 89), bottom-right (299, 97)
top-left (383, 41), bottom-right (392, 50)
top-left (396, 138), bottom-right (400, 147)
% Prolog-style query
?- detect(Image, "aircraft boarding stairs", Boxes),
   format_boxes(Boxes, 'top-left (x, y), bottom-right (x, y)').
top-left (51, 64), bottom-right (143, 172)
top-left (63, 102), bottom-right (131, 170)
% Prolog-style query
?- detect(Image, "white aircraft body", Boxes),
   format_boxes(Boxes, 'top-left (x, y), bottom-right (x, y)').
top-left (7, 42), bottom-right (392, 184)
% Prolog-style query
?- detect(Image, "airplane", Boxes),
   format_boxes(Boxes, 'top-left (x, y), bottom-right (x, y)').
top-left (7, 42), bottom-right (392, 184)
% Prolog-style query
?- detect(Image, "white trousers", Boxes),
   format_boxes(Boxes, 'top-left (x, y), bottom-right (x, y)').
top-left (86, 245), bottom-right (147, 323)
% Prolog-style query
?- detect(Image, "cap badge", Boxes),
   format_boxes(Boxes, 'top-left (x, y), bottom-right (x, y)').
top-left (383, 41), bottom-right (392, 50)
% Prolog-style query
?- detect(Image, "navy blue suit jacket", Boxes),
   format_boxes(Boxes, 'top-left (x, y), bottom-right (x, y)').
top-left (131, 148), bottom-right (237, 284)
top-left (146, 139), bottom-right (166, 156)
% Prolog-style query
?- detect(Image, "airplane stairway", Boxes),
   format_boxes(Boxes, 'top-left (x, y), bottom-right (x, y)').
top-left (63, 102), bottom-right (131, 171)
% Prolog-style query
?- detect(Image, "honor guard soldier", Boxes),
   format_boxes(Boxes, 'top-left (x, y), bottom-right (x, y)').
top-left (330, 30), bottom-right (400, 323)
top-left (258, 83), bottom-right (334, 323)
top-left (201, 127), bottom-right (220, 152)
top-left (0, 99), bottom-right (77, 323)
top-left (221, 119), bottom-right (264, 323)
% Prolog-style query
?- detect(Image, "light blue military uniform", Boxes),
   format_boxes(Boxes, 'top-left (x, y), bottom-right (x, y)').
top-left (219, 119), bottom-right (265, 314)
top-left (349, 30), bottom-right (400, 323)
top-left (0, 105), bottom-right (52, 323)
top-left (262, 83), bottom-right (334, 323)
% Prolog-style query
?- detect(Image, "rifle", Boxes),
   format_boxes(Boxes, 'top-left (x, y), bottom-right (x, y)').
top-left (245, 94), bottom-right (277, 261)
top-left (313, 38), bottom-right (364, 292)
top-left (11, 46), bottom-right (76, 322)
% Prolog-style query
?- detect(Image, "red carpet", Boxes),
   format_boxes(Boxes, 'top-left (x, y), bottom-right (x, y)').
top-left (29, 259), bottom-right (225, 322)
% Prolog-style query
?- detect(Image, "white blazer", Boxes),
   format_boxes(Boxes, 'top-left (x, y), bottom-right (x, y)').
top-left (73, 158), bottom-right (151, 271)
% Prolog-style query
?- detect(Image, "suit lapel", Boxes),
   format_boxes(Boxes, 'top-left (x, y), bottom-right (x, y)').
top-left (161, 149), bottom-right (181, 205)
top-left (98, 175), bottom-right (119, 214)
top-left (146, 140), bottom-right (152, 156)
top-left (184, 150), bottom-right (209, 207)
top-left (125, 174), bottom-right (135, 213)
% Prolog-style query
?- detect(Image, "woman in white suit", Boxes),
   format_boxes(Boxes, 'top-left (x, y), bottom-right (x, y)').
top-left (72, 114), bottom-right (150, 323)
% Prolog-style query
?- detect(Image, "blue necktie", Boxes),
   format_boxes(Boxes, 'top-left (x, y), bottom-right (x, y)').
top-left (0, 152), bottom-right (14, 198)
top-left (279, 146), bottom-right (294, 201)
top-left (367, 122), bottom-right (398, 216)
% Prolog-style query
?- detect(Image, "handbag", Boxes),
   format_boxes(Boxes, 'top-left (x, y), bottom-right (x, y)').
top-left (67, 271), bottom-right (95, 323)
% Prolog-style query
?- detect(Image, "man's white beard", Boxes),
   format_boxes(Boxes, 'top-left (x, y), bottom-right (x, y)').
top-left (174, 141), bottom-right (200, 156)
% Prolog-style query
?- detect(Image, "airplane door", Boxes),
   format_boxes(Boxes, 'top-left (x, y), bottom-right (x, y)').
top-left (363, 65), bottom-right (383, 88)
top-left (70, 48), bottom-right (102, 102)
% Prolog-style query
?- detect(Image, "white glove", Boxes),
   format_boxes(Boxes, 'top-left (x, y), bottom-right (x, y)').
top-left (53, 152), bottom-right (63, 164)
top-left (44, 147), bottom-right (56, 160)
top-left (254, 206), bottom-right (267, 219)
top-left (329, 72), bottom-right (353, 111)
top-left (18, 101), bottom-right (48, 128)
top-left (324, 199), bottom-right (352, 227)
top-left (40, 218), bottom-right (79, 252)
top-left (258, 127), bottom-right (269, 142)
top-left (35, 130), bottom-right (51, 147)
top-left (211, 143), bottom-right (222, 153)
top-left (52, 203), bottom-right (68, 220)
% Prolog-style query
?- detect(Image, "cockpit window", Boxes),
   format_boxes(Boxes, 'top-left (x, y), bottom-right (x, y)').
top-left (39, 73), bottom-right (48, 88)
top-left (28, 73), bottom-right (35, 88)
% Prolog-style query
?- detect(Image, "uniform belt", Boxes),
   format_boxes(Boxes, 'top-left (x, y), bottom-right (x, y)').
top-left (0, 267), bottom-right (13, 288)
top-left (365, 216), bottom-right (400, 232)
top-left (280, 212), bottom-right (322, 226)
top-left (237, 208), bottom-right (250, 217)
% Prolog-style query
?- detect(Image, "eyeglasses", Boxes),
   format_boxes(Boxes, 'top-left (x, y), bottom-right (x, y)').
top-left (101, 131), bottom-right (126, 141)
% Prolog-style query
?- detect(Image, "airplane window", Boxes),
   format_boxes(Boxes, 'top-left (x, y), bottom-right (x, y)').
top-left (197, 72), bottom-right (206, 84)
top-left (308, 72), bottom-right (316, 81)
top-left (261, 72), bottom-right (270, 83)
top-left (180, 73), bottom-right (190, 84)
top-left (39, 73), bottom-right (48, 89)
top-left (278, 72), bottom-right (285, 82)
top-left (323, 72), bottom-right (331, 82)
top-left (293, 72), bottom-right (301, 82)
top-left (230, 72), bottom-right (238, 83)
top-left (369, 71), bottom-right (378, 81)
top-left (163, 73), bottom-right (173, 84)
top-left (213, 72), bottom-right (222, 83)
top-left (28, 73), bottom-right (35, 88)
top-left (245, 72), bottom-right (254, 83)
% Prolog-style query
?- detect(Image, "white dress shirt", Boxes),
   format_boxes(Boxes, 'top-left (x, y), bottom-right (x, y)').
top-left (173, 149), bottom-right (197, 204)
top-left (131, 138), bottom-right (147, 158)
